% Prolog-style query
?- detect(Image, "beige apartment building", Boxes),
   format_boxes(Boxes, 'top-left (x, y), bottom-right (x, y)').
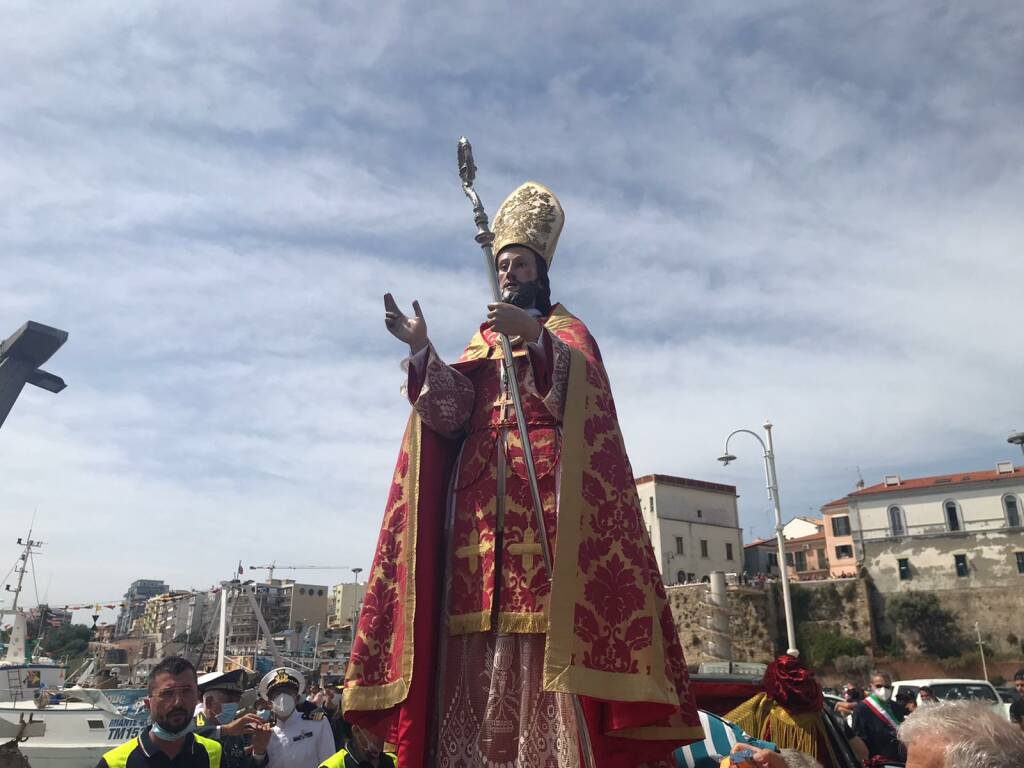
top-left (635, 474), bottom-right (744, 584)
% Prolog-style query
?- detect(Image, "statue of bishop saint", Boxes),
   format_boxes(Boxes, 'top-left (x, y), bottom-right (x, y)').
top-left (344, 182), bottom-right (702, 768)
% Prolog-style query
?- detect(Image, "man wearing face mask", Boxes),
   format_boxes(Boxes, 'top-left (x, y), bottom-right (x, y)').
top-left (96, 656), bottom-right (222, 768)
top-left (851, 670), bottom-right (906, 765)
top-left (194, 670), bottom-right (271, 768)
top-left (319, 723), bottom-right (397, 768)
top-left (259, 667), bottom-right (335, 768)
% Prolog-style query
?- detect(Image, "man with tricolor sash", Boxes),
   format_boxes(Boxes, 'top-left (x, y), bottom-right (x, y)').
top-left (851, 671), bottom-right (906, 765)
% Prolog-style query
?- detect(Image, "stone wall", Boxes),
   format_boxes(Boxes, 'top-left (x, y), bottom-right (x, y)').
top-left (787, 577), bottom-right (876, 648)
top-left (666, 577), bottom-right (876, 667)
top-left (871, 583), bottom-right (1024, 657)
top-left (665, 583), bottom-right (777, 666)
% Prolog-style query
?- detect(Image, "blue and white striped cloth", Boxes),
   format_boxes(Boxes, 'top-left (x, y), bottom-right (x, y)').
top-left (673, 709), bottom-right (777, 768)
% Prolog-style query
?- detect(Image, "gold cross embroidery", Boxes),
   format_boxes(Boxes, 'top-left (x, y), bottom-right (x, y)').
top-left (493, 392), bottom-right (514, 422)
top-left (508, 529), bottom-right (543, 571)
top-left (455, 530), bottom-right (493, 574)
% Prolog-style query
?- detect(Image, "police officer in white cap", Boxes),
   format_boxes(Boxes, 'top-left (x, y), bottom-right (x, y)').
top-left (259, 667), bottom-right (335, 768)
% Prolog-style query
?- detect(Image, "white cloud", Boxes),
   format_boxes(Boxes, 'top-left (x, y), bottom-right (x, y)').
top-left (1, 1), bottom-right (1022, 607)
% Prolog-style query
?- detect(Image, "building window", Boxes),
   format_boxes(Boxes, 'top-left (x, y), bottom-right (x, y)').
top-left (898, 558), bottom-right (911, 581)
top-left (888, 506), bottom-right (906, 536)
top-left (697, 509), bottom-right (703, 518)
top-left (1015, 552), bottom-right (1024, 574)
top-left (944, 500), bottom-right (963, 532)
top-left (767, 553), bottom-right (778, 568)
top-left (795, 551), bottom-right (807, 572)
top-left (954, 554), bottom-right (968, 578)
top-left (650, 497), bottom-right (656, 514)
top-left (835, 544), bottom-right (853, 559)
top-left (676, 570), bottom-right (686, 584)
top-left (816, 548), bottom-right (827, 568)
top-left (726, 543), bottom-right (734, 561)
top-left (1005, 495), bottom-right (1021, 528)
top-left (831, 516), bottom-right (851, 536)
top-left (675, 536), bottom-right (684, 555)
top-left (700, 540), bottom-right (708, 558)
top-left (784, 552), bottom-right (794, 566)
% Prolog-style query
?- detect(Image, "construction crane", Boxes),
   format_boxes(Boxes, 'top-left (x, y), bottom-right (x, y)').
top-left (247, 563), bottom-right (360, 582)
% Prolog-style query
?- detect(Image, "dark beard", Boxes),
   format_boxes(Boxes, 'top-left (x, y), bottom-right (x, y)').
top-left (502, 280), bottom-right (540, 309)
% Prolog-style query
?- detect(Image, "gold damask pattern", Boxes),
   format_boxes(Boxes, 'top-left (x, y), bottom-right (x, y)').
top-left (491, 181), bottom-right (564, 267)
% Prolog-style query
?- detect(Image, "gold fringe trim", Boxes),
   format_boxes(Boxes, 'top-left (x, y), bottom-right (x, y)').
top-left (342, 678), bottom-right (409, 714)
top-left (496, 612), bottom-right (548, 634)
top-left (725, 693), bottom-right (835, 762)
top-left (448, 611), bottom-right (491, 636)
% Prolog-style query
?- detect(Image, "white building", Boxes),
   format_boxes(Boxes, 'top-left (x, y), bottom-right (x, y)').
top-left (635, 474), bottom-right (744, 585)
top-left (848, 461), bottom-right (1024, 592)
top-left (329, 582), bottom-right (367, 631)
top-left (782, 516), bottom-right (823, 540)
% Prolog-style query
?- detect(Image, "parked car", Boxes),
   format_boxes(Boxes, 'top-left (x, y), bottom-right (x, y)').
top-left (995, 685), bottom-right (1021, 704)
top-left (892, 678), bottom-right (1008, 720)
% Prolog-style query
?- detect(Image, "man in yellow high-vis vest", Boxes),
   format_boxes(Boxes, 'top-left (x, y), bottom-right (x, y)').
top-left (96, 656), bottom-right (222, 768)
top-left (319, 723), bottom-right (395, 768)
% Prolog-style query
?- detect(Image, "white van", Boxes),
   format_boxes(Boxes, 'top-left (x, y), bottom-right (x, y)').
top-left (892, 678), bottom-right (1008, 720)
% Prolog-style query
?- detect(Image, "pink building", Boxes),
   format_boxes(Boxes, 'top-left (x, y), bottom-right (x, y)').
top-left (821, 497), bottom-right (857, 578)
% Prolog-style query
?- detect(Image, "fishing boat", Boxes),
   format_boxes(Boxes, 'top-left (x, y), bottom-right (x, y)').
top-left (1, 530), bottom-right (66, 703)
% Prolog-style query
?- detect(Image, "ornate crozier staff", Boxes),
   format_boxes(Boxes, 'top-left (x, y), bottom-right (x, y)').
top-left (457, 137), bottom-right (596, 768)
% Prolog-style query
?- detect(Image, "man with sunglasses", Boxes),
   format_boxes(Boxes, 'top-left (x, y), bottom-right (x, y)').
top-left (96, 656), bottom-right (221, 768)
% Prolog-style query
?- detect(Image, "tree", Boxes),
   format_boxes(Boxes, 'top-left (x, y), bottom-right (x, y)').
top-left (886, 592), bottom-right (964, 658)
top-left (39, 624), bottom-right (92, 660)
top-left (835, 654), bottom-right (872, 681)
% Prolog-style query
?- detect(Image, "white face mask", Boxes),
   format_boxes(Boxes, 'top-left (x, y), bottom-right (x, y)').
top-left (272, 693), bottom-right (296, 718)
top-left (873, 685), bottom-right (892, 702)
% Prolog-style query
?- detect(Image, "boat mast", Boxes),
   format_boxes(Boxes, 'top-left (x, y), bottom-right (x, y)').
top-left (6, 524), bottom-right (42, 615)
top-left (216, 582), bottom-right (229, 674)
top-left (3, 524), bottom-right (43, 664)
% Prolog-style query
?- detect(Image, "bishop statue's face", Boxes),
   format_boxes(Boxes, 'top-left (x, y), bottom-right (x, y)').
top-left (497, 245), bottom-right (540, 309)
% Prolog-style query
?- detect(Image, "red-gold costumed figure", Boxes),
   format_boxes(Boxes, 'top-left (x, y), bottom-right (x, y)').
top-left (344, 180), bottom-right (702, 767)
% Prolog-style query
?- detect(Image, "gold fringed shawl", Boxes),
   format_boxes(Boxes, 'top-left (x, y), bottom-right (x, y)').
top-left (725, 693), bottom-right (838, 765)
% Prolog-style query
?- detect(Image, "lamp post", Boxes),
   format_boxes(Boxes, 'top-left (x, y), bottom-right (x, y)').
top-left (0, 321), bottom-right (68, 430)
top-left (718, 420), bottom-right (798, 656)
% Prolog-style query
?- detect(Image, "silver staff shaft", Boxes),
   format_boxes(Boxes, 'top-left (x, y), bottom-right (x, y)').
top-left (457, 136), bottom-right (596, 768)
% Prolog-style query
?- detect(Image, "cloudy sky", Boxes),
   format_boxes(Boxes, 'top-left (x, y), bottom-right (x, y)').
top-left (2, 1), bottom-right (1022, 617)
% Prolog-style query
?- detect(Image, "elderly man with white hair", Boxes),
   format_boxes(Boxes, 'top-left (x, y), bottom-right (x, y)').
top-left (898, 700), bottom-right (1024, 767)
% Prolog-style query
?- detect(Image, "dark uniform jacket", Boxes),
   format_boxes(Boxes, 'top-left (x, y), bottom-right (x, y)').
top-left (96, 727), bottom-right (222, 768)
top-left (851, 699), bottom-right (907, 762)
top-left (194, 712), bottom-right (266, 768)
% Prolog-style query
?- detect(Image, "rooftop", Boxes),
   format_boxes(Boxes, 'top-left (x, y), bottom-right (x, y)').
top-left (634, 473), bottom-right (737, 495)
top-left (851, 463), bottom-right (1023, 497)
top-left (821, 497), bottom-right (849, 512)
top-left (784, 531), bottom-right (827, 546)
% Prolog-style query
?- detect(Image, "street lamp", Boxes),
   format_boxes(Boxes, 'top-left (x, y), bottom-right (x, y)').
top-left (0, 321), bottom-right (68, 430)
top-left (718, 420), bottom-right (798, 656)
top-left (1008, 431), bottom-right (1024, 459)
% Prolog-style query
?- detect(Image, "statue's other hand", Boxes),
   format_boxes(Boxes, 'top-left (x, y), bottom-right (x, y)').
top-left (384, 293), bottom-right (428, 353)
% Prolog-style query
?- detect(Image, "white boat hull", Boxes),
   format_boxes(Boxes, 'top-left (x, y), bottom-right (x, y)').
top-left (0, 693), bottom-right (147, 768)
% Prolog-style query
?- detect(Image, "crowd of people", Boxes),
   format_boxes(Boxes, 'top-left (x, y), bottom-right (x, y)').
top-left (95, 656), bottom-right (393, 768)
top-left (94, 654), bottom-right (1024, 768)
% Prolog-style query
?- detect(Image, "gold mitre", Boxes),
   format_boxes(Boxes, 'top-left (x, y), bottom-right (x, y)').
top-left (491, 181), bottom-right (564, 268)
